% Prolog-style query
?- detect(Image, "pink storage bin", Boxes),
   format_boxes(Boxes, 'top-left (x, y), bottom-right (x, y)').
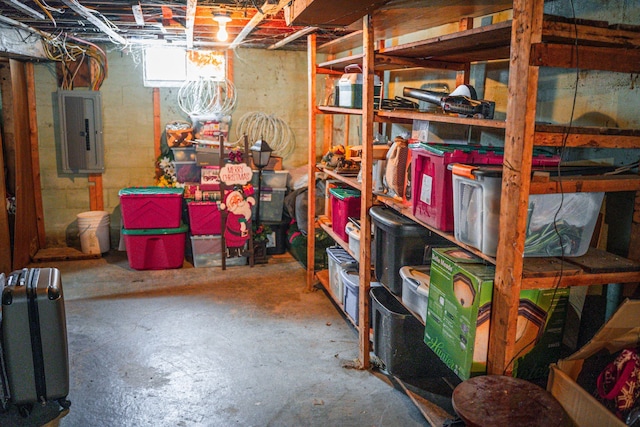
top-left (329, 188), bottom-right (361, 243)
top-left (410, 143), bottom-right (560, 232)
top-left (410, 144), bottom-right (472, 232)
top-left (118, 187), bottom-right (184, 230)
top-left (122, 224), bottom-right (188, 270)
top-left (188, 201), bottom-right (221, 235)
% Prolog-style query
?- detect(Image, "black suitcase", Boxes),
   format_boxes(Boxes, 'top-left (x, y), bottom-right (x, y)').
top-left (0, 272), bottom-right (9, 412)
top-left (2, 268), bottom-right (70, 415)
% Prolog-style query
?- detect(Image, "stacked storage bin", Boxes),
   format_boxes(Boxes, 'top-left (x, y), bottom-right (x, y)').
top-left (325, 246), bottom-right (357, 304)
top-left (186, 198), bottom-right (242, 268)
top-left (409, 142), bottom-right (560, 232)
top-left (329, 188), bottom-right (361, 243)
top-left (252, 170), bottom-right (289, 254)
top-left (119, 187), bottom-right (187, 270)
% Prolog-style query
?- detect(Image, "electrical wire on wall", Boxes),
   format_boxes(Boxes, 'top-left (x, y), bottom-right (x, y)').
top-left (41, 32), bottom-right (108, 90)
top-left (236, 111), bottom-right (296, 159)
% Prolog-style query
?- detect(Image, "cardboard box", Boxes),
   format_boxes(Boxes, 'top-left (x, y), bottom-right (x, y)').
top-left (547, 299), bottom-right (640, 427)
top-left (424, 247), bottom-right (569, 380)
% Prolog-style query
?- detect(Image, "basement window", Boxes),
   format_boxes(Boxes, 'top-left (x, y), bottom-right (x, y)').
top-left (143, 47), bottom-right (225, 87)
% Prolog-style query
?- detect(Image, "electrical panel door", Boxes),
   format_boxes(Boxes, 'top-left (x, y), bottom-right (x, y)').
top-left (58, 90), bottom-right (104, 173)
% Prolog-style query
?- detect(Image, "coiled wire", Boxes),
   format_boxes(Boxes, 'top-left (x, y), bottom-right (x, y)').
top-left (236, 112), bottom-right (296, 159)
top-left (178, 78), bottom-right (237, 118)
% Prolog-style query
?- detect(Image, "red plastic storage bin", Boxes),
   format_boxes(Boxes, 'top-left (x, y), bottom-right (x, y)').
top-left (410, 143), bottom-right (559, 232)
top-left (188, 201), bottom-right (221, 235)
top-left (410, 144), bottom-right (471, 232)
top-left (119, 187), bottom-right (184, 229)
top-left (122, 224), bottom-right (188, 270)
top-left (330, 188), bottom-right (361, 242)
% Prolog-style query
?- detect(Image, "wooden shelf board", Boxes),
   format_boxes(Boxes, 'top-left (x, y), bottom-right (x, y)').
top-left (371, 0), bottom-right (512, 44)
top-left (317, 53), bottom-right (364, 71)
top-left (395, 377), bottom-right (455, 427)
top-left (320, 167), bottom-right (362, 190)
top-left (534, 125), bottom-right (640, 148)
top-left (32, 247), bottom-right (101, 262)
top-left (563, 248), bottom-right (640, 274)
top-left (318, 31), bottom-right (363, 55)
top-left (372, 16), bottom-right (640, 72)
top-left (378, 20), bottom-right (513, 63)
top-left (317, 105), bottom-right (363, 115)
top-left (529, 175), bottom-right (640, 194)
top-left (376, 109), bottom-right (506, 129)
top-left (318, 215), bottom-right (352, 255)
top-left (541, 17), bottom-right (640, 49)
top-left (522, 270), bottom-right (640, 290)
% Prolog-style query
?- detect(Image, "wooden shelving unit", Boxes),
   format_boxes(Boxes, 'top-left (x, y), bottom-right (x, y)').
top-left (307, 0), bottom-right (640, 391)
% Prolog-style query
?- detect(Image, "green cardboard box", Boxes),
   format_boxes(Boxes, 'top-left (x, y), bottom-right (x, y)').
top-left (424, 247), bottom-right (569, 380)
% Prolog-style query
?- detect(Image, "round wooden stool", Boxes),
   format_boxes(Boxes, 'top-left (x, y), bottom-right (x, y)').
top-left (451, 375), bottom-right (572, 427)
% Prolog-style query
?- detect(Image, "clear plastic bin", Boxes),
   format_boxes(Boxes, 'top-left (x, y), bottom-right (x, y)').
top-left (400, 266), bottom-right (431, 322)
top-left (251, 170), bottom-right (289, 189)
top-left (451, 164), bottom-right (604, 257)
top-left (326, 246), bottom-right (357, 303)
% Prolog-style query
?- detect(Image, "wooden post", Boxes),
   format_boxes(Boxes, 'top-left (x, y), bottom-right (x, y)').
top-left (306, 33), bottom-right (317, 291)
top-left (488, 0), bottom-right (544, 376)
top-left (244, 135), bottom-right (254, 268)
top-left (153, 88), bottom-right (161, 159)
top-left (0, 127), bottom-right (10, 273)
top-left (357, 14), bottom-right (375, 371)
top-left (26, 62), bottom-right (46, 248)
top-left (456, 17), bottom-right (473, 87)
top-left (88, 174), bottom-right (104, 211)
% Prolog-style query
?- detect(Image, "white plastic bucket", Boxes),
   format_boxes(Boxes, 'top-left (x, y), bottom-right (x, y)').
top-left (77, 211), bottom-right (110, 255)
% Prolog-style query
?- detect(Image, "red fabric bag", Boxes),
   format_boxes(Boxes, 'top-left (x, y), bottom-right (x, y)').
top-left (597, 348), bottom-right (640, 419)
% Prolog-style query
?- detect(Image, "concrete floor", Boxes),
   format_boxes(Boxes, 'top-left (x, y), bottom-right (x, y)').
top-left (1, 251), bottom-right (443, 426)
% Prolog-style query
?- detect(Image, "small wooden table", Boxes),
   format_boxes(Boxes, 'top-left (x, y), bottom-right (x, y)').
top-left (452, 375), bottom-right (572, 426)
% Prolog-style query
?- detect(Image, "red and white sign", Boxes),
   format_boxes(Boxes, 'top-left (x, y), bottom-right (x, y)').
top-left (219, 163), bottom-right (253, 185)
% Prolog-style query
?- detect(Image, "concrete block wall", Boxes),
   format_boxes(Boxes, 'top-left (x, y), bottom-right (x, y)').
top-left (35, 48), bottom-right (308, 249)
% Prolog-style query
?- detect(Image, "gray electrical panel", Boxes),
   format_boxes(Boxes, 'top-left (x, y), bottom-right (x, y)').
top-left (58, 90), bottom-right (104, 173)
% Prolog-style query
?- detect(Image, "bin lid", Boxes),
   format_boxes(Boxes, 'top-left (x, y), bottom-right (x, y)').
top-left (340, 268), bottom-right (360, 288)
top-left (448, 163), bottom-right (618, 180)
top-left (329, 187), bottom-right (361, 200)
top-left (122, 223), bottom-right (188, 235)
top-left (340, 268), bottom-right (383, 290)
top-left (409, 142), bottom-right (476, 156)
top-left (119, 187), bottom-right (184, 197)
top-left (345, 222), bottom-right (360, 238)
top-left (326, 246), bottom-right (357, 266)
top-left (399, 266), bottom-right (431, 297)
top-left (369, 206), bottom-right (425, 234)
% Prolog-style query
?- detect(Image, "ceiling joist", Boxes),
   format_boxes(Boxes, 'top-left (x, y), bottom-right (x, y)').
top-left (1, 0), bottom-right (45, 20)
top-left (59, 0), bottom-right (127, 44)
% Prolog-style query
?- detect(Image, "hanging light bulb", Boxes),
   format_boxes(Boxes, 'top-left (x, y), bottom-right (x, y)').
top-left (213, 11), bottom-right (232, 42)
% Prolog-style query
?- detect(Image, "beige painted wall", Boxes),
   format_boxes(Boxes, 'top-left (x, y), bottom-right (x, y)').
top-left (33, 1), bottom-right (640, 249)
top-left (35, 47), bottom-right (308, 248)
